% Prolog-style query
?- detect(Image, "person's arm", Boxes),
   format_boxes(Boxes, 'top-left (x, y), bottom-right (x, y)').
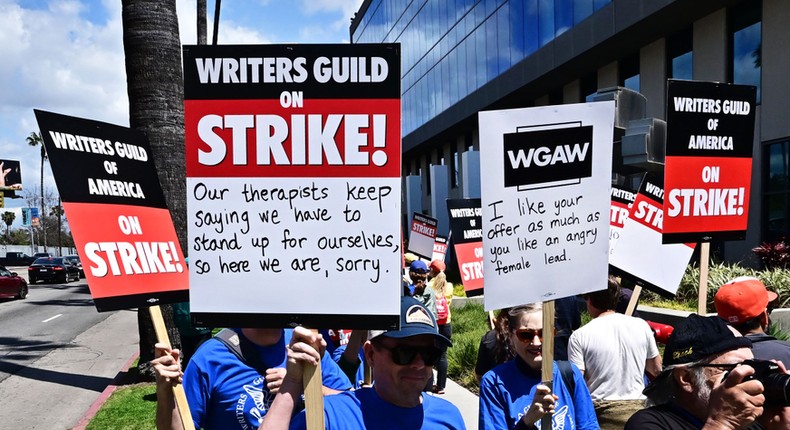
top-left (337, 330), bottom-right (366, 384)
top-left (566, 332), bottom-right (586, 376)
top-left (260, 327), bottom-right (324, 430)
top-left (645, 355), bottom-right (662, 380)
top-left (701, 364), bottom-right (765, 430)
top-left (757, 360), bottom-right (790, 430)
top-left (151, 342), bottom-right (184, 430)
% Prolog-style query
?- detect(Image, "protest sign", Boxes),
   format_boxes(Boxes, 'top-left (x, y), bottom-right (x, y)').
top-left (610, 174), bottom-right (695, 296)
top-left (408, 212), bottom-right (438, 259)
top-left (446, 198), bottom-right (484, 297)
top-left (0, 159), bottom-right (22, 192)
top-left (478, 102), bottom-right (615, 310)
top-left (34, 110), bottom-right (189, 311)
top-left (183, 44), bottom-right (401, 329)
top-left (610, 185), bottom-right (636, 255)
top-left (663, 80), bottom-right (757, 243)
top-left (431, 235), bottom-right (448, 263)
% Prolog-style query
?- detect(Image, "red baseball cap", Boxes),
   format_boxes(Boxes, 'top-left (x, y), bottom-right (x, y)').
top-left (714, 276), bottom-right (779, 324)
top-left (429, 259), bottom-right (446, 272)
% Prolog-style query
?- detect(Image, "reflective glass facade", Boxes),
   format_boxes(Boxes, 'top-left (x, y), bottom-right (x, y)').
top-left (351, 0), bottom-right (611, 137)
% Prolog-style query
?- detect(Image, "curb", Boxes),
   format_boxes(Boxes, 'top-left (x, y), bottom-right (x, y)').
top-left (72, 350), bottom-right (140, 430)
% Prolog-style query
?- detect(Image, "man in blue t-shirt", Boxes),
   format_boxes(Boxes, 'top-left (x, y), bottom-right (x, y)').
top-left (152, 328), bottom-right (351, 429)
top-left (260, 296), bottom-right (467, 430)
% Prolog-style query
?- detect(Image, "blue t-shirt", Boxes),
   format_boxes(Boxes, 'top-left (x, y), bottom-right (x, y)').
top-left (183, 329), bottom-right (352, 430)
top-left (290, 387), bottom-right (467, 430)
top-left (479, 360), bottom-right (598, 430)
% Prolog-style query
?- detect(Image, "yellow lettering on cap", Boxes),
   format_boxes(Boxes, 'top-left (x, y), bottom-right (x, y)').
top-left (673, 347), bottom-right (693, 360)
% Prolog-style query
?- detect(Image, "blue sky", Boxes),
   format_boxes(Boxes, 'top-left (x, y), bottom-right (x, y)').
top-left (0, 0), bottom-right (363, 227)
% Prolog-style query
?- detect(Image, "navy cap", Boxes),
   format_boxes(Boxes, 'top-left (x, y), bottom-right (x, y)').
top-left (409, 260), bottom-right (429, 274)
top-left (374, 296), bottom-right (452, 347)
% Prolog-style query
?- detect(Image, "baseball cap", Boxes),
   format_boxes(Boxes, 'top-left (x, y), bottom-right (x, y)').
top-left (429, 259), bottom-right (446, 273)
top-left (372, 296), bottom-right (452, 347)
top-left (409, 260), bottom-right (429, 274)
top-left (644, 314), bottom-right (751, 395)
top-left (714, 276), bottom-right (779, 324)
top-left (404, 253), bottom-right (419, 265)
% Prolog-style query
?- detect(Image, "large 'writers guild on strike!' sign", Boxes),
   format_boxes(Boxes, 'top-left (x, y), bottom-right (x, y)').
top-left (663, 80), bottom-right (756, 243)
top-left (479, 102), bottom-right (615, 311)
top-left (34, 110), bottom-right (189, 311)
top-left (184, 44), bottom-right (401, 329)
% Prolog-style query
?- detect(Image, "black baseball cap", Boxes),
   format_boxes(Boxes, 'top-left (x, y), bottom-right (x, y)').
top-left (372, 296), bottom-right (452, 348)
top-left (644, 314), bottom-right (751, 395)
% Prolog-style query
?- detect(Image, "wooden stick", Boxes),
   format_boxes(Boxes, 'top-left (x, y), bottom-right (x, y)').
top-left (303, 331), bottom-right (325, 430)
top-left (363, 362), bottom-right (372, 386)
top-left (149, 305), bottom-right (195, 430)
top-left (625, 285), bottom-right (643, 317)
top-left (489, 310), bottom-right (496, 330)
top-left (698, 242), bottom-right (711, 315)
top-left (541, 301), bottom-right (555, 430)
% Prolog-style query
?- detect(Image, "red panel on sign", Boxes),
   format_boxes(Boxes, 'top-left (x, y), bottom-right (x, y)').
top-left (454, 241), bottom-right (484, 294)
top-left (64, 202), bottom-right (188, 299)
top-left (664, 156), bottom-right (752, 234)
top-left (185, 99), bottom-right (401, 178)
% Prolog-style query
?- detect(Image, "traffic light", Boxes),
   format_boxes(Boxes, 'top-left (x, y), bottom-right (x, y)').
top-left (21, 208), bottom-right (29, 226)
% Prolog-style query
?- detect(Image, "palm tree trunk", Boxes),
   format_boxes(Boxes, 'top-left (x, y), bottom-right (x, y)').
top-left (122, 0), bottom-right (184, 378)
top-left (40, 146), bottom-right (46, 252)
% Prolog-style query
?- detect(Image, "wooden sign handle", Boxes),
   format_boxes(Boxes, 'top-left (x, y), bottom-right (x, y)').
top-left (541, 301), bottom-right (555, 430)
top-left (303, 329), bottom-right (325, 430)
top-left (149, 305), bottom-right (195, 430)
top-left (698, 242), bottom-right (710, 315)
top-left (625, 285), bottom-right (643, 317)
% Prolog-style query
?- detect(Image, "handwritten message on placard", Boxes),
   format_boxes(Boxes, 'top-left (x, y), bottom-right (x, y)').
top-left (478, 102), bottom-right (614, 310)
top-left (184, 44), bottom-right (401, 328)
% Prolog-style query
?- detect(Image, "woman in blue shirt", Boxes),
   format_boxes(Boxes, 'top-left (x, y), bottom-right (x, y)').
top-left (479, 304), bottom-right (599, 430)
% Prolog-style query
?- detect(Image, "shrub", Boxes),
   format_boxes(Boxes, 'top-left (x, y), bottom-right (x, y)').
top-left (446, 301), bottom-right (488, 393)
top-left (752, 238), bottom-right (790, 270)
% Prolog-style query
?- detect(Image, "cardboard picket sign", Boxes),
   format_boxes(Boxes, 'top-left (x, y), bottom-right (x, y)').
top-left (183, 44), bottom-right (401, 329)
top-left (431, 235), bottom-right (448, 263)
top-left (609, 185), bottom-right (636, 256)
top-left (446, 198), bottom-right (484, 297)
top-left (478, 102), bottom-right (615, 310)
top-left (407, 212), bottom-right (438, 259)
top-left (663, 80), bottom-right (757, 243)
top-left (610, 173), bottom-right (695, 296)
top-left (34, 109), bottom-right (189, 311)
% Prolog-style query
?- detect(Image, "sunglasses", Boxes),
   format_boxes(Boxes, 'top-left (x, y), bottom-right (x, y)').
top-left (377, 344), bottom-right (443, 366)
top-left (515, 328), bottom-right (544, 343)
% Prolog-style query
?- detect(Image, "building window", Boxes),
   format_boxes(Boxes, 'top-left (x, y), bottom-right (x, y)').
top-left (668, 27), bottom-right (693, 80)
top-left (730, 0), bottom-right (761, 103)
top-left (450, 144), bottom-right (459, 188)
top-left (764, 140), bottom-right (790, 242)
top-left (580, 73), bottom-right (597, 102)
top-left (619, 53), bottom-right (640, 92)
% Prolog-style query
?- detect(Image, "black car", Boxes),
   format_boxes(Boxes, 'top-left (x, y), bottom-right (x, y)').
top-left (28, 257), bottom-right (80, 284)
top-left (62, 255), bottom-right (84, 278)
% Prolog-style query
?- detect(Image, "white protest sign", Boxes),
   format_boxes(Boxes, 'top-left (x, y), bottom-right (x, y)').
top-left (408, 212), bottom-right (438, 259)
top-left (479, 102), bottom-right (615, 310)
top-left (610, 174), bottom-right (695, 295)
top-left (183, 44), bottom-right (402, 328)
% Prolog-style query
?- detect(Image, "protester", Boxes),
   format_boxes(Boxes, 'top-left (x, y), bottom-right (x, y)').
top-left (151, 328), bottom-right (352, 430)
top-left (403, 252), bottom-right (419, 288)
top-left (625, 314), bottom-right (790, 430)
top-left (260, 296), bottom-right (466, 430)
top-left (407, 260), bottom-right (437, 316)
top-left (714, 276), bottom-right (790, 366)
top-left (323, 328), bottom-right (368, 388)
top-left (475, 308), bottom-right (514, 382)
top-left (567, 276), bottom-right (661, 428)
top-left (479, 304), bottom-right (598, 430)
top-left (554, 295), bottom-right (586, 360)
top-left (428, 259), bottom-right (453, 394)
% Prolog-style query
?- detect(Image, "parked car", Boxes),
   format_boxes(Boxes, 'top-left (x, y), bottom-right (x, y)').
top-left (28, 257), bottom-right (80, 284)
top-left (0, 264), bottom-right (28, 299)
top-left (62, 255), bottom-right (84, 278)
top-left (0, 252), bottom-right (36, 267)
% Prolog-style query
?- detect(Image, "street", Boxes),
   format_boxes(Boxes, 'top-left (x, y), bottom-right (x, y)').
top-left (0, 267), bottom-right (139, 429)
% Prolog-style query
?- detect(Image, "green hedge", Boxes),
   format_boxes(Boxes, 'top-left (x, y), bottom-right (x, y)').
top-left (675, 262), bottom-right (790, 312)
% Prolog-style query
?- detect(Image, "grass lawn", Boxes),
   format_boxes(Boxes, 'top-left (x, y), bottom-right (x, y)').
top-left (85, 383), bottom-right (157, 430)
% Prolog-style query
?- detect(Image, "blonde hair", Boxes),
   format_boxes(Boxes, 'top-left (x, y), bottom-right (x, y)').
top-left (432, 271), bottom-right (447, 296)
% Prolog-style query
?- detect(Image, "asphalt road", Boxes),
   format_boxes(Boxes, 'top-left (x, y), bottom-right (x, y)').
top-left (0, 267), bottom-right (139, 429)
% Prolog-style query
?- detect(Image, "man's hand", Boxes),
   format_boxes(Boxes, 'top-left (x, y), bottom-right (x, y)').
top-left (758, 360), bottom-right (790, 430)
top-left (521, 384), bottom-right (558, 425)
top-left (283, 326), bottom-right (325, 386)
top-left (265, 367), bottom-right (286, 394)
top-left (704, 364), bottom-right (765, 430)
top-left (151, 342), bottom-right (182, 387)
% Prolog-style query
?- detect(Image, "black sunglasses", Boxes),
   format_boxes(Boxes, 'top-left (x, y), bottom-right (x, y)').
top-left (377, 344), bottom-right (443, 366)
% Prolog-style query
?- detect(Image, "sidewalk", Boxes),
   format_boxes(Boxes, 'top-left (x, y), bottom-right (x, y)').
top-left (0, 308), bottom-right (139, 430)
top-left (432, 375), bottom-right (480, 430)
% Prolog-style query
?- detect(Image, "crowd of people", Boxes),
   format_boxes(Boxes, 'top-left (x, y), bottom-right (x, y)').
top-left (151, 265), bottom-right (790, 430)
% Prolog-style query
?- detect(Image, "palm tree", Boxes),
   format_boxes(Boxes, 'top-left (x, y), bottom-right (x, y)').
top-left (121, 0), bottom-right (183, 378)
top-left (2, 211), bottom-right (15, 242)
top-left (26, 132), bottom-right (47, 251)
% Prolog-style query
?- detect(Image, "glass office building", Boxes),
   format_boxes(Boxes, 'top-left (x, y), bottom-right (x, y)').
top-left (351, 0), bottom-right (790, 263)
